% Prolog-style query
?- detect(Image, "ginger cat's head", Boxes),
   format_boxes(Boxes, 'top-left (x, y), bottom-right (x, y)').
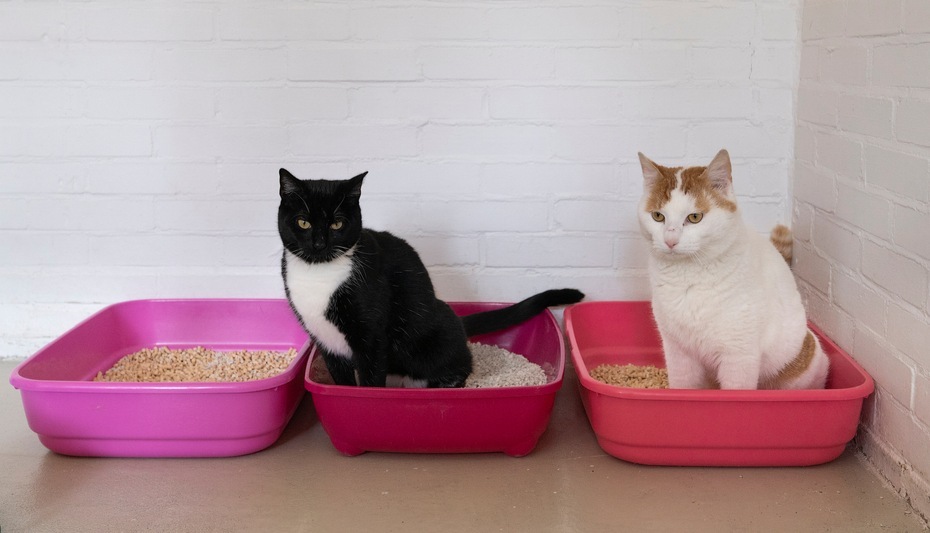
top-left (637, 149), bottom-right (740, 260)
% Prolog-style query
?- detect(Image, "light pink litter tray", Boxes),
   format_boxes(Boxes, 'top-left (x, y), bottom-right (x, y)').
top-left (565, 301), bottom-right (875, 467)
top-left (9, 299), bottom-right (311, 458)
top-left (304, 303), bottom-right (564, 457)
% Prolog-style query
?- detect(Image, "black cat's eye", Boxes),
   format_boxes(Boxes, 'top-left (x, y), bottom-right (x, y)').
top-left (687, 213), bottom-right (703, 224)
top-left (330, 220), bottom-right (344, 231)
top-left (651, 212), bottom-right (665, 222)
top-left (297, 219), bottom-right (311, 230)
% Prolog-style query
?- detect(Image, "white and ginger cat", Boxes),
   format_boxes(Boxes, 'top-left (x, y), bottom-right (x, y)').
top-left (637, 149), bottom-right (829, 390)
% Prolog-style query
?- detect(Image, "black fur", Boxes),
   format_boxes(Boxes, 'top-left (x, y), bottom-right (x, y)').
top-left (278, 169), bottom-right (584, 388)
top-left (461, 288), bottom-right (585, 336)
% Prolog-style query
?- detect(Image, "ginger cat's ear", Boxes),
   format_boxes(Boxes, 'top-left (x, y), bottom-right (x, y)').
top-left (706, 149), bottom-right (733, 193)
top-left (638, 152), bottom-right (662, 191)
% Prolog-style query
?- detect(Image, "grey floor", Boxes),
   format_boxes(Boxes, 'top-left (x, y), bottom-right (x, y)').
top-left (2, 360), bottom-right (926, 532)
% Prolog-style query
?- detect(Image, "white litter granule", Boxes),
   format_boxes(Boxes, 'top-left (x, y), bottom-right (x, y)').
top-left (464, 342), bottom-right (547, 388)
top-left (307, 342), bottom-right (548, 388)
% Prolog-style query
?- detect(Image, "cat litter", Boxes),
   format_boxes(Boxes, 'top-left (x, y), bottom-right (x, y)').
top-left (94, 346), bottom-right (299, 383)
top-left (589, 363), bottom-right (668, 389)
top-left (9, 299), bottom-right (311, 457)
top-left (565, 300), bottom-right (875, 467)
top-left (465, 343), bottom-right (547, 388)
top-left (310, 342), bottom-right (547, 388)
top-left (304, 302), bottom-right (565, 456)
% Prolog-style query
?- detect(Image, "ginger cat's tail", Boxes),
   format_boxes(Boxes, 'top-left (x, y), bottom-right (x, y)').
top-left (770, 224), bottom-right (793, 264)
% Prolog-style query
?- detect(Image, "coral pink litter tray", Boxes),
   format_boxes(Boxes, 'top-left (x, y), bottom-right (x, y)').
top-left (305, 303), bottom-right (564, 457)
top-left (565, 301), bottom-right (875, 467)
top-left (9, 299), bottom-right (311, 458)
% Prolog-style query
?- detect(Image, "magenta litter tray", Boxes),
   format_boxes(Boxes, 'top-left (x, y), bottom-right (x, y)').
top-left (9, 299), bottom-right (311, 458)
top-left (304, 303), bottom-right (565, 457)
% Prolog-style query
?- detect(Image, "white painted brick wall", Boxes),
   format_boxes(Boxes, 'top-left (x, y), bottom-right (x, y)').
top-left (1, 0), bottom-right (796, 389)
top-left (906, 0), bottom-right (930, 33)
top-left (797, 0), bottom-right (930, 519)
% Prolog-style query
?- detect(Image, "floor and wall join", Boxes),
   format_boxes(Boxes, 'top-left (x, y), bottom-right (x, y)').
top-left (795, 0), bottom-right (930, 520)
top-left (1, 0), bottom-right (928, 525)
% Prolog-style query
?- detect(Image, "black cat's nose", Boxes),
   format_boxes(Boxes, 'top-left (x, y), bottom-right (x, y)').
top-left (312, 236), bottom-right (327, 250)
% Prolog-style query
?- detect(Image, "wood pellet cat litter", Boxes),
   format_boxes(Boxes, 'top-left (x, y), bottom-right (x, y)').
top-left (94, 346), bottom-right (299, 383)
top-left (589, 363), bottom-right (669, 389)
top-left (308, 342), bottom-right (547, 388)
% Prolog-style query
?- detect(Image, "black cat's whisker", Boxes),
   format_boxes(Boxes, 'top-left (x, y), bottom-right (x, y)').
top-left (285, 190), bottom-right (312, 215)
top-left (292, 249), bottom-right (312, 262)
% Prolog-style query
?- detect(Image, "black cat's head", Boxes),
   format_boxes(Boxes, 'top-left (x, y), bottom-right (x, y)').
top-left (278, 168), bottom-right (367, 263)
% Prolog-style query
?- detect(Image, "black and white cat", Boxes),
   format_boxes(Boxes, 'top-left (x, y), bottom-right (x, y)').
top-left (278, 169), bottom-right (584, 388)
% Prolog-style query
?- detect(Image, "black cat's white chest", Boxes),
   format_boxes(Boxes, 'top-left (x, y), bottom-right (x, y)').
top-left (283, 250), bottom-right (354, 358)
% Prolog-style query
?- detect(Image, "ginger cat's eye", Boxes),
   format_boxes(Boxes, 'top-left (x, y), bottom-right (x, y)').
top-left (651, 212), bottom-right (665, 222)
top-left (687, 213), bottom-right (703, 224)
top-left (297, 219), bottom-right (311, 230)
top-left (330, 220), bottom-right (344, 230)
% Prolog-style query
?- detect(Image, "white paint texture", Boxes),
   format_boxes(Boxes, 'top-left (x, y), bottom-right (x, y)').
top-left (797, 0), bottom-right (930, 519)
top-left (0, 0), bottom-right (797, 359)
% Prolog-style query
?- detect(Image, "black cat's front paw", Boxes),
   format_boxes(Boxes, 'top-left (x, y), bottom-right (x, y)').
top-left (428, 371), bottom-right (469, 388)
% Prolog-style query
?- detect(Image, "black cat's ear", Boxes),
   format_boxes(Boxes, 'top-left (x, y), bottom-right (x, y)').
top-left (705, 149), bottom-right (733, 193)
top-left (279, 168), bottom-right (302, 198)
top-left (346, 171), bottom-right (367, 198)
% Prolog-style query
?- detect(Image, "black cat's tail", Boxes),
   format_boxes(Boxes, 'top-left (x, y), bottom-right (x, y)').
top-left (461, 288), bottom-right (584, 337)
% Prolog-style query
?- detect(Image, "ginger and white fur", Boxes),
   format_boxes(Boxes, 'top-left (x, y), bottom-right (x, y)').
top-left (637, 149), bottom-right (829, 390)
